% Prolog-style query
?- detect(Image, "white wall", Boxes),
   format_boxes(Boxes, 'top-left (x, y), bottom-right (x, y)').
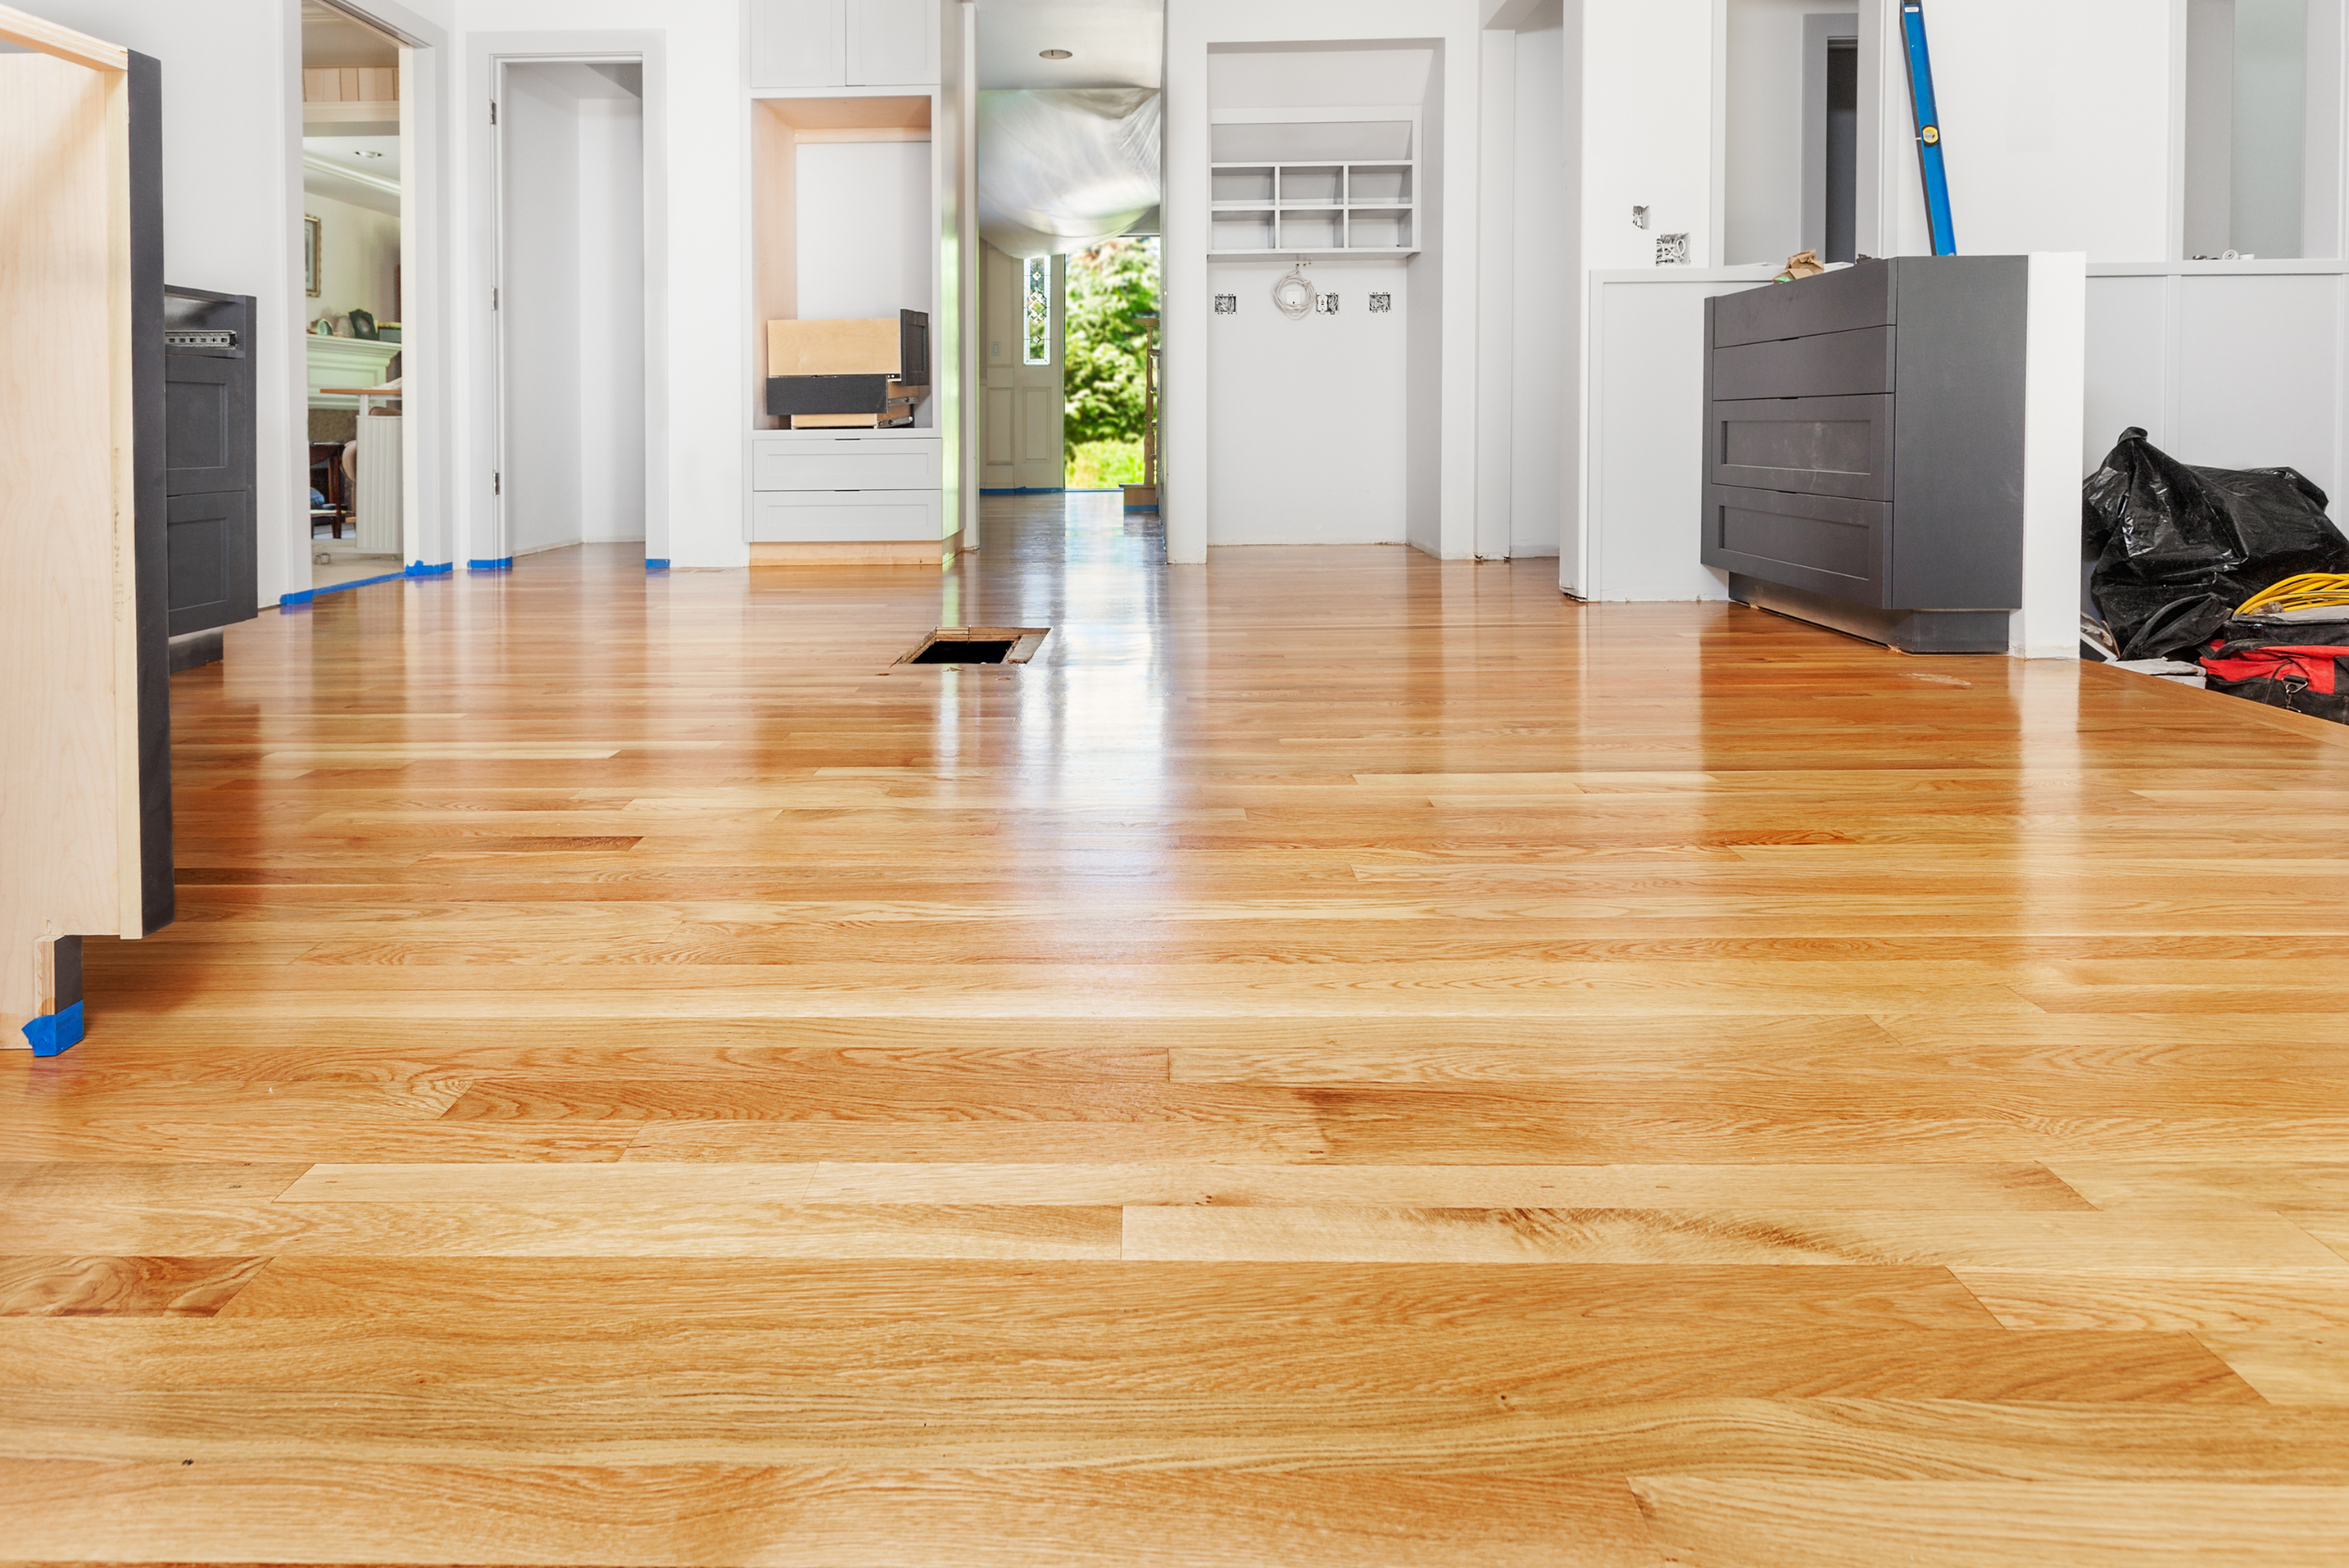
top-left (462, 2), bottom-right (736, 571)
top-left (1582, 0), bottom-right (1716, 271)
top-left (303, 188), bottom-right (401, 328)
top-left (500, 64), bottom-right (646, 556)
top-left (2085, 261), bottom-right (2347, 494)
top-left (1721, 0), bottom-right (1816, 266)
top-left (29, 0), bottom-right (455, 606)
top-left (1509, 1), bottom-right (1565, 557)
top-left (2237, 0), bottom-right (2310, 257)
top-left (579, 92), bottom-right (648, 544)
top-left (2187, 0), bottom-right (2237, 255)
top-left (1165, 0), bottom-right (1486, 565)
top-left (1205, 261), bottom-right (1413, 543)
top-left (796, 140), bottom-right (934, 319)
top-left (1869, 0), bottom-right (2174, 261)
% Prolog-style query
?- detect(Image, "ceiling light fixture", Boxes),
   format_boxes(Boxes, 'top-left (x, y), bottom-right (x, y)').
top-left (1039, 49), bottom-right (1073, 60)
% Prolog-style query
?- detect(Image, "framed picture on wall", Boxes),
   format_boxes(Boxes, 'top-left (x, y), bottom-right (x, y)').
top-left (304, 216), bottom-right (322, 297)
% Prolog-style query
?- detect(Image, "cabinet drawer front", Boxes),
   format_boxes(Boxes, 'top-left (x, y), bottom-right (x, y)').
top-left (1711, 262), bottom-right (1893, 348)
top-left (751, 490), bottom-right (941, 542)
top-left (1709, 394), bottom-right (1891, 501)
top-left (1701, 485), bottom-right (1889, 606)
top-left (754, 444), bottom-right (941, 492)
top-left (1710, 326), bottom-right (1894, 400)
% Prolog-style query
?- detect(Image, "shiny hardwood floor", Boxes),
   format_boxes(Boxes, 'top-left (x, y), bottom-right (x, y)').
top-left (8, 492), bottom-right (2349, 1564)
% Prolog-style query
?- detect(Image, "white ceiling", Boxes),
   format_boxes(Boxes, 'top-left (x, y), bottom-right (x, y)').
top-left (303, 134), bottom-right (400, 215)
top-left (977, 0), bottom-right (1163, 91)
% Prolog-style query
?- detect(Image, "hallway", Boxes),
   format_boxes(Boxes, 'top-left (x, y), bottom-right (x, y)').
top-left (8, 494), bottom-right (2349, 1562)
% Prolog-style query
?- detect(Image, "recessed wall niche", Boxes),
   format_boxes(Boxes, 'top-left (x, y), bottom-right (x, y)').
top-left (751, 94), bottom-right (936, 428)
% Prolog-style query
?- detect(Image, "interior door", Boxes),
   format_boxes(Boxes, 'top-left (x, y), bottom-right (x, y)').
top-left (980, 242), bottom-right (1065, 490)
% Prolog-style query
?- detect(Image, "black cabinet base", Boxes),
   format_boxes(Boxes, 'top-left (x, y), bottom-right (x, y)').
top-left (168, 628), bottom-right (224, 673)
top-left (1730, 574), bottom-right (2011, 655)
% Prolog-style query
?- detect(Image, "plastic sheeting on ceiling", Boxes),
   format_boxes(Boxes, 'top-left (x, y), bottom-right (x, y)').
top-left (977, 88), bottom-right (1161, 257)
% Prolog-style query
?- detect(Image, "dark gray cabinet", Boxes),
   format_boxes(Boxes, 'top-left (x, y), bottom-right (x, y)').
top-left (162, 286), bottom-right (257, 640)
top-left (1701, 257), bottom-right (2027, 654)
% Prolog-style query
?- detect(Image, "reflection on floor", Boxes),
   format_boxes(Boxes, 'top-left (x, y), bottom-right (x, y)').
top-left (309, 550), bottom-right (402, 589)
top-left (16, 492), bottom-right (2349, 1563)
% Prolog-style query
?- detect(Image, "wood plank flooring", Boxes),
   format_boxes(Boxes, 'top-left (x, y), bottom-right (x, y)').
top-left (8, 494), bottom-right (2349, 1563)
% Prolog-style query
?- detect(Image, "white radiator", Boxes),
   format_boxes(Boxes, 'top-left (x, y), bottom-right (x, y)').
top-left (354, 413), bottom-right (403, 554)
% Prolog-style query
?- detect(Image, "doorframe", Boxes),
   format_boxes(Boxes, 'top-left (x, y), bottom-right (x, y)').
top-left (467, 32), bottom-right (670, 571)
top-left (295, 0), bottom-right (452, 585)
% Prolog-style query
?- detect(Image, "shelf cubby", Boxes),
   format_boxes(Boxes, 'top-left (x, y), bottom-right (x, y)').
top-left (1212, 165), bottom-right (1274, 204)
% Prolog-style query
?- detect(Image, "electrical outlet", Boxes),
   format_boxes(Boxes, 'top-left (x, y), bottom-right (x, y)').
top-left (1214, 295), bottom-right (1237, 315)
top-left (1654, 232), bottom-right (1690, 266)
top-left (1631, 205), bottom-right (1650, 229)
top-left (1315, 294), bottom-right (1340, 315)
top-left (1369, 293), bottom-right (1392, 314)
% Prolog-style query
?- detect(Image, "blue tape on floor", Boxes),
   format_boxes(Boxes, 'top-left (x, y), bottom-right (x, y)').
top-left (645, 558), bottom-right (671, 572)
top-left (467, 558), bottom-right (514, 572)
top-left (405, 561), bottom-right (453, 577)
top-left (23, 1000), bottom-right (84, 1058)
top-left (281, 568), bottom-right (409, 609)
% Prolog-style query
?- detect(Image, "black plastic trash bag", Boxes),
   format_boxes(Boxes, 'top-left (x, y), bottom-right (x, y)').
top-left (2083, 428), bottom-right (2349, 660)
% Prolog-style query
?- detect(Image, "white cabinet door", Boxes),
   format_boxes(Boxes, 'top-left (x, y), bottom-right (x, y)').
top-left (845, 0), bottom-right (938, 86)
top-left (751, 0), bottom-right (845, 89)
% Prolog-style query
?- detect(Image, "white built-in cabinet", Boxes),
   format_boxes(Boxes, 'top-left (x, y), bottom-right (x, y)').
top-left (746, 3), bottom-right (948, 556)
top-left (750, 0), bottom-right (940, 91)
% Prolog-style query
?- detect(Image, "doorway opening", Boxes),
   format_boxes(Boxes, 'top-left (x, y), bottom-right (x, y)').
top-left (494, 60), bottom-right (650, 568)
top-left (300, 1), bottom-right (413, 591)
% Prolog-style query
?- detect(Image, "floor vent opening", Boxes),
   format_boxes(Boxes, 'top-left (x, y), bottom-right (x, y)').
top-left (899, 627), bottom-right (1052, 666)
top-left (913, 639), bottom-right (1014, 664)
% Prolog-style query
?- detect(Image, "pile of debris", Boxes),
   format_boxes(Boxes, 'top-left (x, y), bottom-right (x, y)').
top-left (2082, 428), bottom-right (2349, 724)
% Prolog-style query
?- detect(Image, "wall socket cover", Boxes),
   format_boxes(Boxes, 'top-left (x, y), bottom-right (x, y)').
top-left (1369, 293), bottom-right (1392, 313)
top-left (1654, 232), bottom-right (1690, 266)
top-left (1214, 295), bottom-right (1237, 315)
top-left (1315, 293), bottom-right (1340, 315)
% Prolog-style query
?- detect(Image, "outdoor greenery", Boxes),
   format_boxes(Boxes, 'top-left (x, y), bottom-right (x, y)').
top-left (1066, 439), bottom-right (1146, 489)
top-left (1063, 238), bottom-right (1160, 484)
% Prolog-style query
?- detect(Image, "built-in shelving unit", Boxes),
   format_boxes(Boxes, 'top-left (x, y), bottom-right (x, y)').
top-left (1207, 107), bottom-right (1421, 261)
top-left (1209, 161), bottom-right (1416, 257)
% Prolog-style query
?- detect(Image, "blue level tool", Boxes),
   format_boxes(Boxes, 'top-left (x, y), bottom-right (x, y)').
top-left (1899, 0), bottom-right (1958, 256)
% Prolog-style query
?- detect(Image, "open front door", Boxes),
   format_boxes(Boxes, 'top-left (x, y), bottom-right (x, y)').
top-left (980, 242), bottom-right (1063, 490)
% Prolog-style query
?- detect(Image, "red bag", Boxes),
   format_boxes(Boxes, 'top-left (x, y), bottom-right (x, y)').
top-left (2200, 619), bottom-right (2349, 724)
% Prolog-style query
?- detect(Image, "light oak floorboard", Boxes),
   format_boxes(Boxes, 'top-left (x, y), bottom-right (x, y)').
top-left (13, 511), bottom-right (2349, 1561)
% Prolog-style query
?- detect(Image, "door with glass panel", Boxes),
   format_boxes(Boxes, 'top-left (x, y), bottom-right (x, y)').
top-left (980, 243), bottom-right (1065, 491)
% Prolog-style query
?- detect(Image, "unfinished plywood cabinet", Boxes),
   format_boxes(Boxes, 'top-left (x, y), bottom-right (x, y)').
top-left (0, 6), bottom-right (173, 1056)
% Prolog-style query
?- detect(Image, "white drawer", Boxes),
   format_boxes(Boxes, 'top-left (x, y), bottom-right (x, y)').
top-left (751, 488), bottom-right (941, 542)
top-left (753, 439), bottom-right (941, 493)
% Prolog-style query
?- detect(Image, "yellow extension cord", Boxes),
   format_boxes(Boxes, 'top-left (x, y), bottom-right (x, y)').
top-left (2238, 573), bottom-right (2349, 616)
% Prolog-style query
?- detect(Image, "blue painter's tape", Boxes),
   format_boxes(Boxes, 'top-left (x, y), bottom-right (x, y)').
top-left (23, 1000), bottom-right (84, 1058)
top-left (645, 558), bottom-right (672, 572)
top-left (467, 557), bottom-right (514, 572)
top-left (281, 566), bottom-right (413, 609)
top-left (405, 561), bottom-right (453, 577)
